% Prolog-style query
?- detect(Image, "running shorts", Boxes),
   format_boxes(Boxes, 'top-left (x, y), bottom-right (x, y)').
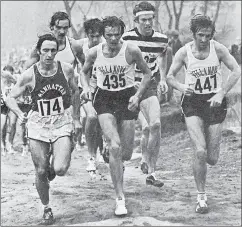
top-left (26, 107), bottom-right (74, 143)
top-left (93, 86), bottom-right (138, 121)
top-left (181, 93), bottom-right (227, 125)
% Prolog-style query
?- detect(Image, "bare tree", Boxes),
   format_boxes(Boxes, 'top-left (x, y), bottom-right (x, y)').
top-left (62, 0), bottom-right (94, 39)
top-left (164, 1), bottom-right (173, 30)
top-left (154, 1), bottom-right (162, 32)
top-left (213, 0), bottom-right (222, 25)
top-left (203, 1), bottom-right (208, 15)
top-left (63, 0), bottom-right (78, 38)
top-left (172, 0), bottom-right (184, 30)
top-left (123, 1), bottom-right (131, 29)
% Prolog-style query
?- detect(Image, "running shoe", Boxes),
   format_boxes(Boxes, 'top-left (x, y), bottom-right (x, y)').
top-left (146, 175), bottom-right (164, 187)
top-left (196, 193), bottom-right (208, 214)
top-left (86, 157), bottom-right (96, 172)
top-left (21, 145), bottom-right (29, 156)
top-left (6, 144), bottom-right (17, 154)
top-left (102, 146), bottom-right (109, 164)
top-left (2, 147), bottom-right (6, 156)
top-left (141, 162), bottom-right (148, 174)
top-left (115, 197), bottom-right (127, 216)
top-left (42, 207), bottom-right (55, 225)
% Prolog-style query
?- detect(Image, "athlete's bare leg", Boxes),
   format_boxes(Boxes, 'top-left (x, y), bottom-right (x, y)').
top-left (1, 114), bottom-right (8, 154)
top-left (30, 139), bottom-right (51, 206)
top-left (118, 119), bottom-right (135, 162)
top-left (140, 96), bottom-right (161, 174)
top-left (138, 111), bottom-right (149, 173)
top-left (6, 111), bottom-right (18, 153)
top-left (83, 101), bottom-right (99, 158)
top-left (185, 116), bottom-right (207, 193)
top-left (52, 136), bottom-right (72, 176)
top-left (205, 123), bottom-right (222, 166)
top-left (98, 113), bottom-right (124, 199)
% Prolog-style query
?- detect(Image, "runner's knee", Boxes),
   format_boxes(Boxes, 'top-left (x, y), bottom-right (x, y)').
top-left (36, 167), bottom-right (48, 179)
top-left (206, 157), bottom-right (218, 166)
top-left (86, 114), bottom-right (97, 122)
top-left (149, 121), bottom-right (161, 133)
top-left (54, 165), bottom-right (69, 176)
top-left (109, 140), bottom-right (121, 159)
top-left (195, 149), bottom-right (207, 161)
top-left (142, 126), bottom-right (149, 137)
top-left (206, 148), bottom-right (219, 166)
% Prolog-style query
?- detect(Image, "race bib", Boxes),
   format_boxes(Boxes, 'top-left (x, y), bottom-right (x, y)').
top-left (37, 96), bottom-right (64, 117)
top-left (1, 94), bottom-right (5, 106)
top-left (23, 95), bottom-right (32, 104)
top-left (193, 74), bottom-right (218, 94)
top-left (102, 73), bottom-right (126, 90)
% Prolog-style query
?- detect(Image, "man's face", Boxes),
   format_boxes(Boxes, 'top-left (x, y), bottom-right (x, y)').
top-left (104, 26), bottom-right (122, 48)
top-left (51, 19), bottom-right (69, 40)
top-left (87, 31), bottom-right (102, 47)
top-left (39, 40), bottom-right (58, 65)
top-left (194, 27), bottom-right (213, 50)
top-left (137, 14), bottom-right (154, 35)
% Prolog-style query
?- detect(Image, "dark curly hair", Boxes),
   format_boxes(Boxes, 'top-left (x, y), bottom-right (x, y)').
top-left (49, 11), bottom-right (71, 29)
top-left (190, 14), bottom-right (216, 37)
top-left (133, 1), bottom-right (155, 22)
top-left (84, 18), bottom-right (103, 35)
top-left (36, 33), bottom-right (59, 52)
top-left (102, 16), bottom-right (126, 36)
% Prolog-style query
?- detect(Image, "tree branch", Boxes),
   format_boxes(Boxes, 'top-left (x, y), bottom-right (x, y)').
top-left (213, 0), bottom-right (222, 25)
top-left (86, 0), bottom-right (94, 15)
top-left (70, 1), bottom-right (76, 10)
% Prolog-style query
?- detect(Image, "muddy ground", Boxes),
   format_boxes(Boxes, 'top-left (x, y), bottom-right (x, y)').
top-left (1, 96), bottom-right (241, 226)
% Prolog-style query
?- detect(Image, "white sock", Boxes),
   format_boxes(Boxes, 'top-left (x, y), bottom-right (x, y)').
top-left (151, 172), bottom-right (157, 180)
top-left (43, 204), bottom-right (50, 210)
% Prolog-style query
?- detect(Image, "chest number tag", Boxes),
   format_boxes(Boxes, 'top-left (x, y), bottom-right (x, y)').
top-left (194, 74), bottom-right (217, 93)
top-left (37, 96), bottom-right (64, 117)
top-left (103, 74), bottom-right (126, 89)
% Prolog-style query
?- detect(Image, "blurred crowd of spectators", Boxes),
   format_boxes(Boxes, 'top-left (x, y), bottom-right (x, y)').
top-left (1, 46), bottom-right (31, 76)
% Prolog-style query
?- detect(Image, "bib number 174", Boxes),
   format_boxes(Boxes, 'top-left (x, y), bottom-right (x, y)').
top-left (37, 97), bottom-right (64, 117)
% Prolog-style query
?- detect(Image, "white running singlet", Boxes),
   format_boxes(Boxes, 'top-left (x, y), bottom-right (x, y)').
top-left (185, 40), bottom-right (222, 94)
top-left (95, 41), bottom-right (135, 91)
top-left (55, 36), bottom-right (76, 66)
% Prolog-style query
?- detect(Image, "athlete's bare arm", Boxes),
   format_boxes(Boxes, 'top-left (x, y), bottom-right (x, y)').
top-left (5, 70), bottom-right (34, 122)
top-left (215, 42), bottom-right (241, 94)
top-left (127, 43), bottom-right (152, 101)
top-left (158, 46), bottom-right (168, 82)
top-left (81, 46), bottom-right (98, 97)
top-left (61, 62), bottom-right (81, 121)
top-left (69, 38), bottom-right (85, 66)
top-left (166, 47), bottom-right (193, 95)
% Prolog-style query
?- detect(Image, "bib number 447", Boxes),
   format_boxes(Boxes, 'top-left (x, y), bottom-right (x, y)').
top-left (194, 74), bottom-right (217, 93)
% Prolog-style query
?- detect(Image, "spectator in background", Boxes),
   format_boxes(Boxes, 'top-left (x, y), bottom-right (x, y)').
top-left (169, 30), bottom-right (183, 56)
top-left (230, 44), bottom-right (241, 65)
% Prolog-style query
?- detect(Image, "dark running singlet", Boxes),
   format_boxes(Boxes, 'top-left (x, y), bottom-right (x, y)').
top-left (31, 61), bottom-right (71, 117)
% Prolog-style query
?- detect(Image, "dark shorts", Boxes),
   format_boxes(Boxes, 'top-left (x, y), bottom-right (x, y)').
top-left (18, 104), bottom-right (32, 113)
top-left (1, 104), bottom-right (9, 115)
top-left (93, 86), bottom-right (139, 121)
top-left (181, 93), bottom-right (227, 125)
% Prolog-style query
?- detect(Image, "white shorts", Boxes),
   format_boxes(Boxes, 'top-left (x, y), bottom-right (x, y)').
top-left (27, 107), bottom-right (74, 143)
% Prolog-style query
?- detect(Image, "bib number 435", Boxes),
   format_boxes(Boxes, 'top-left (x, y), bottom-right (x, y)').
top-left (103, 74), bottom-right (126, 89)
top-left (37, 97), bottom-right (64, 117)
